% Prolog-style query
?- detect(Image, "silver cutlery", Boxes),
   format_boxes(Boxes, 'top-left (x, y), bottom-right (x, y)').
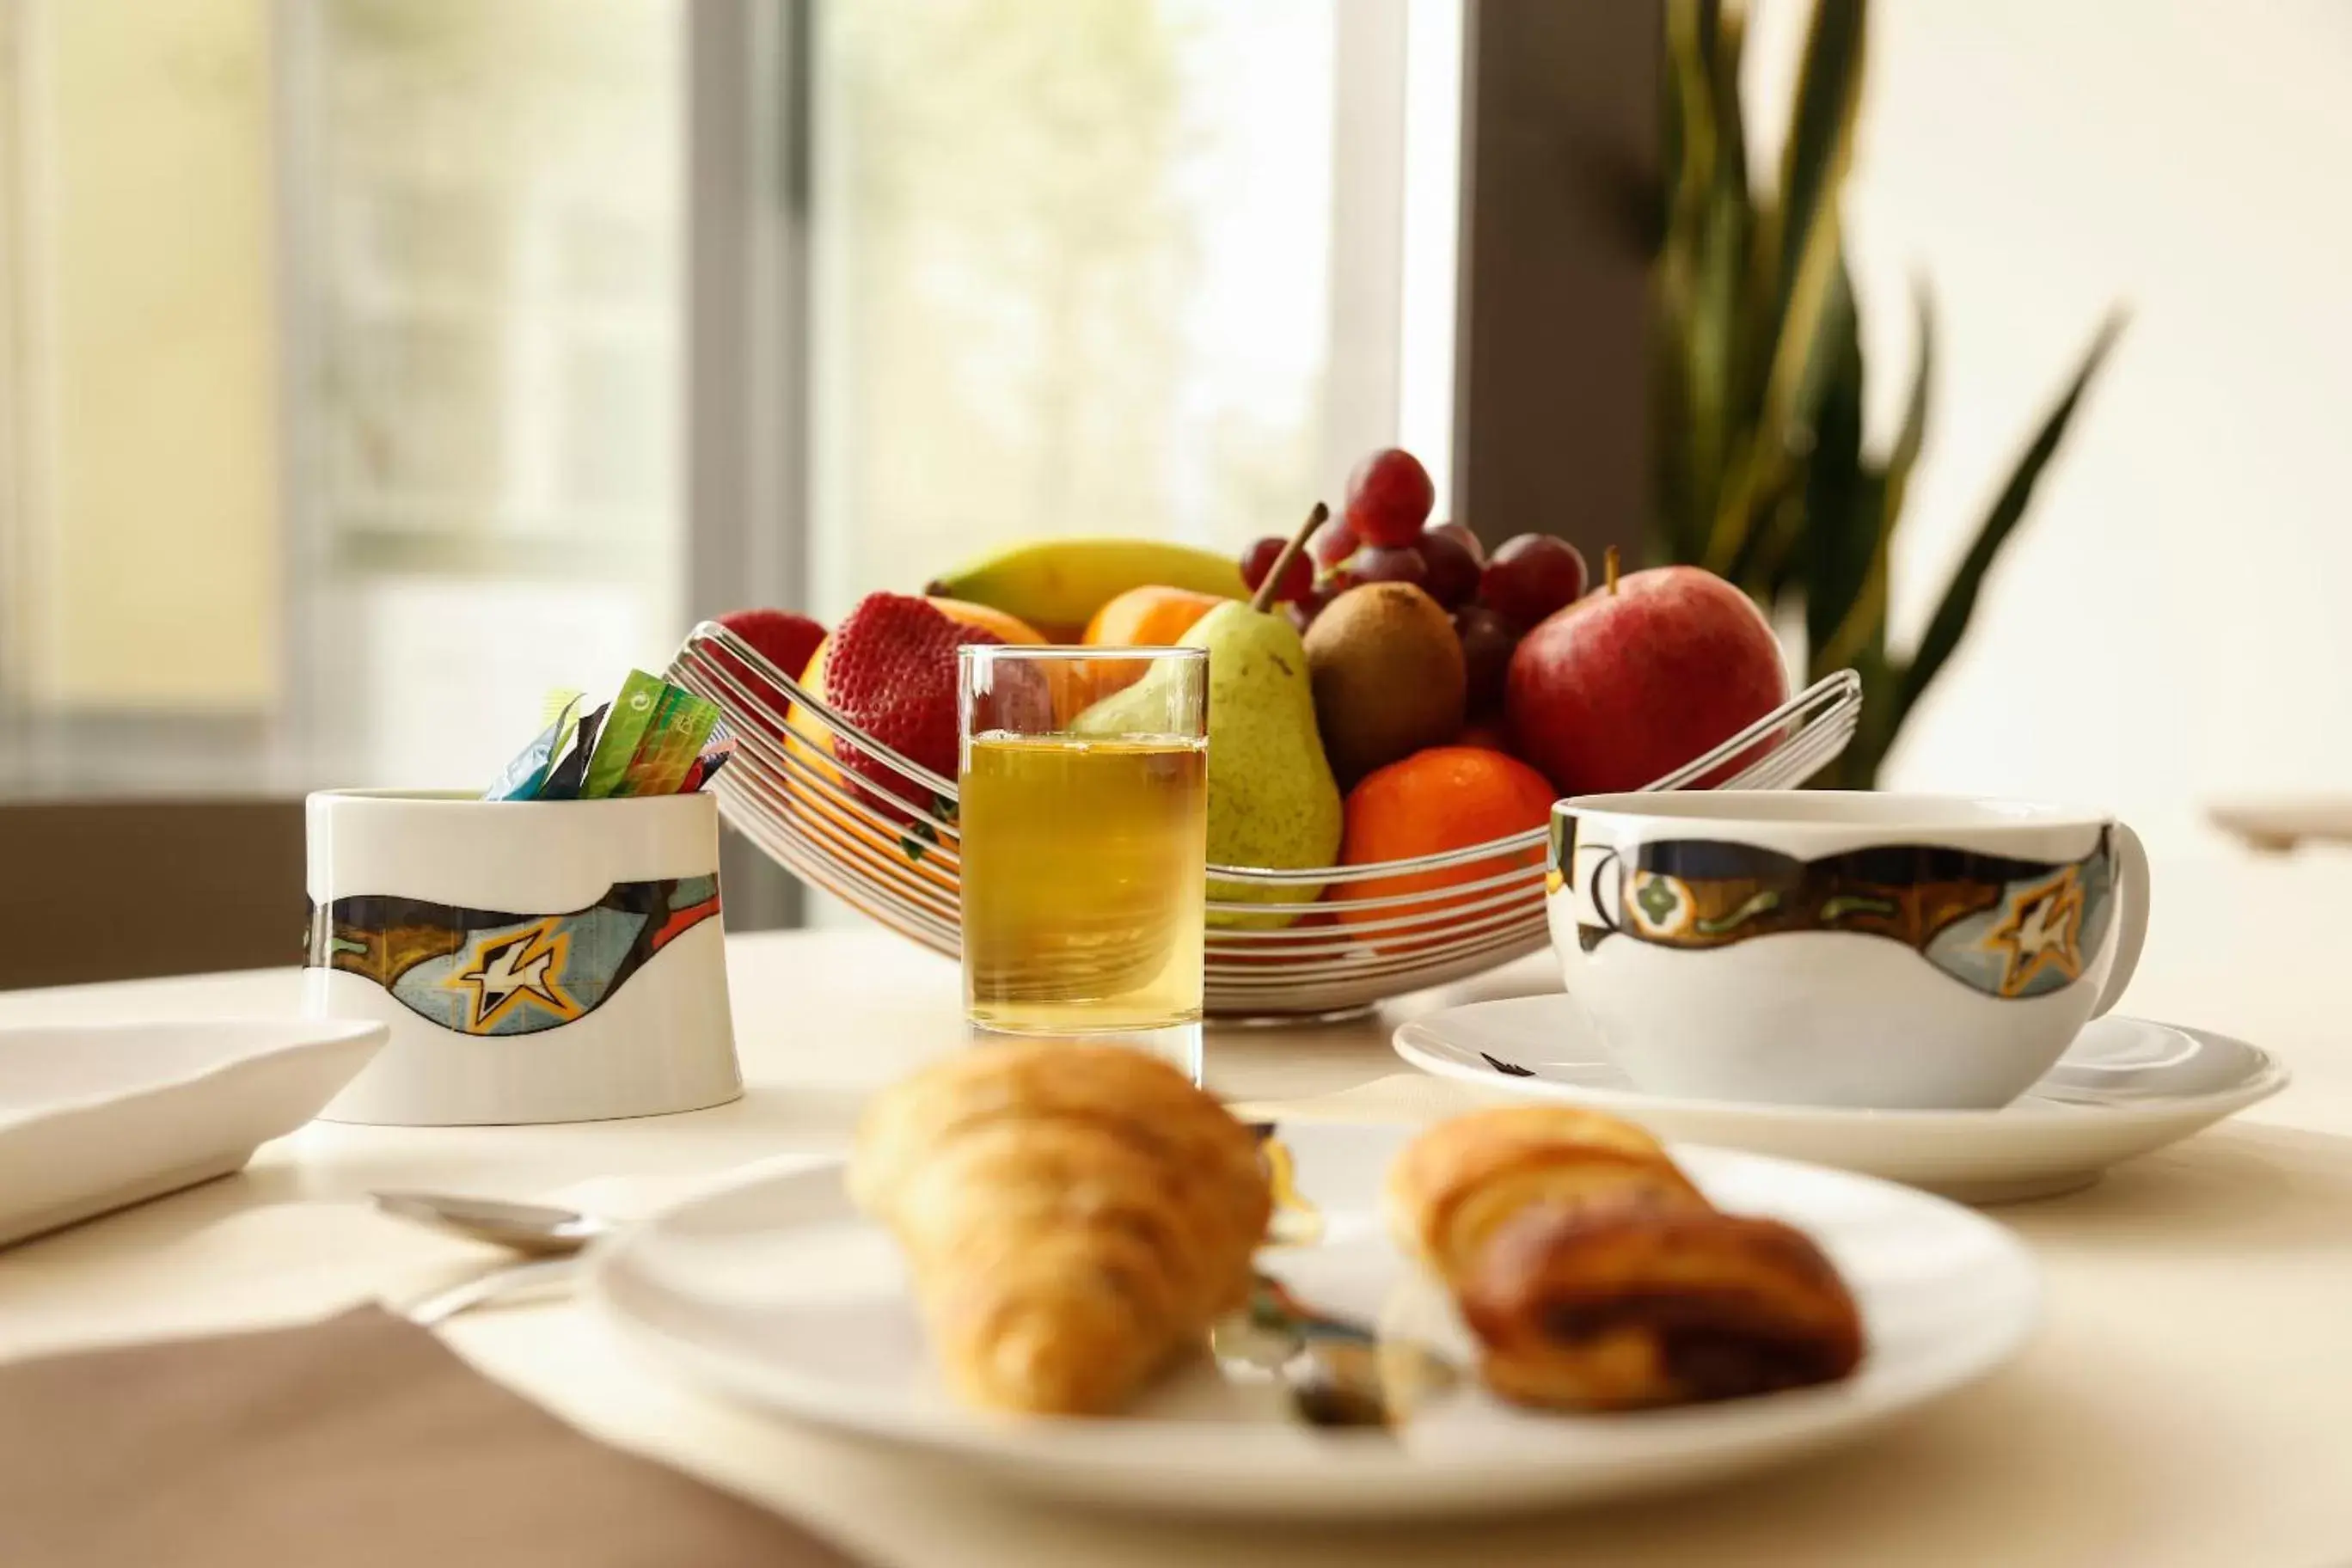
top-left (371, 1189), bottom-right (610, 1325)
top-left (1213, 1273), bottom-right (1457, 1432)
top-left (402, 1256), bottom-right (580, 1327)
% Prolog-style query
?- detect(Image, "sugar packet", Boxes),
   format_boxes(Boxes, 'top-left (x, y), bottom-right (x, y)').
top-left (583, 671), bottom-right (668, 800)
top-left (484, 671), bottom-right (730, 802)
top-left (611, 682), bottom-right (723, 798)
top-left (535, 702), bottom-right (608, 801)
top-left (482, 690), bottom-right (587, 802)
top-left (677, 734), bottom-right (738, 794)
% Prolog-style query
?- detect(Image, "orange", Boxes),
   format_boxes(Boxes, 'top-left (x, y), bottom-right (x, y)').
top-left (925, 597), bottom-right (1048, 646)
top-left (1083, 585), bottom-right (1225, 646)
top-left (1333, 746), bottom-right (1556, 940)
top-left (781, 638), bottom-right (842, 798)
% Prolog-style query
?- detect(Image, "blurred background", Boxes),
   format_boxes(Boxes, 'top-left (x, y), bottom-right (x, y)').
top-left (3, 0), bottom-right (2350, 962)
top-left (0, 0), bottom-right (1462, 800)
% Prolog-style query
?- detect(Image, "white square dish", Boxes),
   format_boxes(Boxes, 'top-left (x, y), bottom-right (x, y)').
top-left (0, 1019), bottom-right (387, 1247)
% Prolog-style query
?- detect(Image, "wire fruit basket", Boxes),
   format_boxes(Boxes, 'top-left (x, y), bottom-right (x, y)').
top-left (669, 622), bottom-right (1862, 1021)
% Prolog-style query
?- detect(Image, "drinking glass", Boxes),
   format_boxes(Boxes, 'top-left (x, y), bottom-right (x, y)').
top-left (957, 645), bottom-right (1210, 1078)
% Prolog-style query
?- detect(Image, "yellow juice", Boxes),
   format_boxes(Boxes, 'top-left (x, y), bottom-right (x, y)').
top-left (959, 731), bottom-right (1208, 1034)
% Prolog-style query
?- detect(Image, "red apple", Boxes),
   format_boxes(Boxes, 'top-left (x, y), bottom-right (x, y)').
top-left (714, 608), bottom-right (827, 732)
top-left (718, 608), bottom-right (825, 680)
top-left (1504, 561), bottom-right (1787, 796)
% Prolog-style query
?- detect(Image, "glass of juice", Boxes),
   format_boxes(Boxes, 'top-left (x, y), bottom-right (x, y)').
top-left (957, 644), bottom-right (1210, 1078)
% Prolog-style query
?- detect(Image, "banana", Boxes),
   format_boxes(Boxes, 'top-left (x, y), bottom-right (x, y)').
top-left (925, 538), bottom-right (1246, 637)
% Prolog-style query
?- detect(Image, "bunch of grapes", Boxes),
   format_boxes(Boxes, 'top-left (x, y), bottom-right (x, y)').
top-left (1237, 449), bottom-right (1592, 717)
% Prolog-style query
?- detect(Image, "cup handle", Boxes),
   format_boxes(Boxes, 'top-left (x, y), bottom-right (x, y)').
top-left (2092, 821), bottom-right (2151, 1018)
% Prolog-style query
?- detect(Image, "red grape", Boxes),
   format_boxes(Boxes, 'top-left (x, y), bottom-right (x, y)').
top-left (1284, 581), bottom-right (1336, 635)
top-left (1415, 528), bottom-right (1481, 609)
top-left (1453, 604), bottom-right (1517, 716)
top-left (1308, 516), bottom-right (1359, 569)
top-left (1480, 534), bottom-right (1588, 628)
top-left (1427, 520), bottom-right (1485, 565)
top-left (1346, 544), bottom-right (1429, 589)
top-left (1344, 448), bottom-right (1436, 547)
top-left (1240, 534), bottom-right (1314, 603)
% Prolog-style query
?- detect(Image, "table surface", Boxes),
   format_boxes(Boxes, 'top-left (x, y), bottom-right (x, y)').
top-left (7, 846), bottom-right (2352, 1567)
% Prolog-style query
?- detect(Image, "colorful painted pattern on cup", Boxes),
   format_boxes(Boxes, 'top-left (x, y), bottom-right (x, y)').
top-left (306, 875), bottom-right (720, 1035)
top-left (1550, 818), bottom-right (2115, 1001)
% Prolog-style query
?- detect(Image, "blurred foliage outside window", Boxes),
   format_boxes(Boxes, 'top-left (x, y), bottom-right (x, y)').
top-left (812, 0), bottom-right (1338, 616)
top-left (1, 0), bottom-right (1351, 792)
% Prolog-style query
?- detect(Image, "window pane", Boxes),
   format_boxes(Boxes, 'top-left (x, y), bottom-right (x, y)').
top-left (808, 0), bottom-right (1341, 617)
top-left (2, 0), bottom-right (278, 720)
top-left (2, 0), bottom-right (1446, 819)
top-left (293, 0), bottom-right (685, 786)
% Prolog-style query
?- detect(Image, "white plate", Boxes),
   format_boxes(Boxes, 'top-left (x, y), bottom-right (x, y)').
top-left (588, 1124), bottom-right (2037, 1519)
top-left (1395, 997), bottom-right (2288, 1204)
top-left (0, 1018), bottom-right (388, 1247)
top-left (2208, 793), bottom-right (2352, 852)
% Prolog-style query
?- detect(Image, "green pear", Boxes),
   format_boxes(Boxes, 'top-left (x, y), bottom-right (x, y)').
top-left (1077, 599), bottom-right (1342, 929)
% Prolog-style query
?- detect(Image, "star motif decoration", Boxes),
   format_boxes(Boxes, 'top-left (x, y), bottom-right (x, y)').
top-left (1979, 867), bottom-right (2087, 998)
top-left (445, 920), bottom-right (580, 1032)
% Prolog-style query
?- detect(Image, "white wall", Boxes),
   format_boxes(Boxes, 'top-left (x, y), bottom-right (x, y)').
top-left (1748, 0), bottom-right (2352, 856)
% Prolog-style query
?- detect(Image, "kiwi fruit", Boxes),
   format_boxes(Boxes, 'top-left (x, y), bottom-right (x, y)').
top-left (1304, 582), bottom-right (1467, 787)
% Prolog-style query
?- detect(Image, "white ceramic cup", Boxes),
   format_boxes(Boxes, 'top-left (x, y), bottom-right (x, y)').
top-left (1547, 792), bottom-right (2151, 1110)
top-left (303, 789), bottom-right (743, 1125)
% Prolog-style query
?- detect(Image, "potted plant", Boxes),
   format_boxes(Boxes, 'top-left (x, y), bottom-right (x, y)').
top-left (1653, 0), bottom-right (2122, 786)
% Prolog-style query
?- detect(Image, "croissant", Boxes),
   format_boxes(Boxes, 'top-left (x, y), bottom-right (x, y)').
top-left (1384, 1106), bottom-right (1711, 1285)
top-left (849, 1041), bottom-right (1271, 1416)
top-left (1457, 1202), bottom-right (1866, 1410)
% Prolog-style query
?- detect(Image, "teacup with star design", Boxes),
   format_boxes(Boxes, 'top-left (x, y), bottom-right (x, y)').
top-left (1547, 792), bottom-right (2152, 1110)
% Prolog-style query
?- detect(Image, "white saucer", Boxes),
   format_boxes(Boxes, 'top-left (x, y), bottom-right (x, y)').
top-left (588, 1124), bottom-right (2037, 1519)
top-left (1393, 997), bottom-right (2288, 1204)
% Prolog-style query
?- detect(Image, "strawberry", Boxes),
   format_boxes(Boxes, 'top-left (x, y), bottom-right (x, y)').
top-left (823, 592), bottom-right (1003, 815)
top-left (713, 608), bottom-right (827, 733)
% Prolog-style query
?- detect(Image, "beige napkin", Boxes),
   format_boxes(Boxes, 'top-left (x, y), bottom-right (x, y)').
top-left (0, 1307), bottom-right (865, 1568)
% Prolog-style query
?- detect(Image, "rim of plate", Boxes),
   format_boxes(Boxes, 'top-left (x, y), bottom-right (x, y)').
top-left (583, 1133), bottom-right (2041, 1488)
top-left (1393, 1001), bottom-right (2291, 1127)
top-left (0, 1017), bottom-right (389, 1131)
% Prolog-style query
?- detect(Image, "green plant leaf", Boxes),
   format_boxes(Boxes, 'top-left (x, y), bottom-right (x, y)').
top-left (1657, 0), bottom-right (1718, 560)
top-left (1651, 293), bottom-right (1698, 561)
top-left (1705, 211), bottom-right (1850, 579)
top-left (1882, 279), bottom-right (1934, 523)
top-left (1810, 470), bottom-right (1883, 679)
top-left (1894, 311), bottom-right (2126, 726)
top-left (1657, 0), bottom-right (1759, 564)
top-left (1815, 281), bottom-right (1932, 674)
top-left (1766, 0), bottom-right (1866, 327)
top-left (1663, 1), bottom-right (1714, 242)
top-left (1707, 0), bottom-right (1863, 578)
top-left (1800, 329), bottom-right (1870, 663)
top-left (1687, 186), bottom-right (1749, 548)
top-left (1703, 2), bottom-right (1749, 229)
top-left (1735, 253), bottom-right (1859, 597)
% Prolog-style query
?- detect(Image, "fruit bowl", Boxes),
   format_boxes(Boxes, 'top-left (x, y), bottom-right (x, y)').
top-left (669, 622), bottom-right (1862, 1021)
